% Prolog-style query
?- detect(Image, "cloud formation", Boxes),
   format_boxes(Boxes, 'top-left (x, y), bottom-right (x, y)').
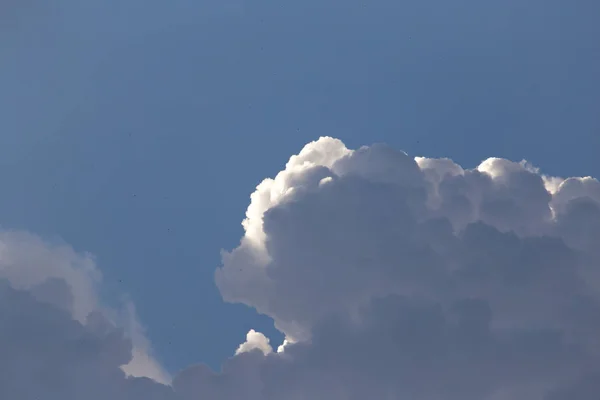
top-left (215, 137), bottom-right (600, 399)
top-left (4, 137), bottom-right (600, 399)
top-left (0, 230), bottom-right (170, 389)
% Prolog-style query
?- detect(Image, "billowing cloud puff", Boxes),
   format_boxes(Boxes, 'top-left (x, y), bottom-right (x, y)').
top-left (213, 137), bottom-right (600, 399)
top-left (4, 137), bottom-right (600, 399)
top-left (235, 329), bottom-right (273, 356)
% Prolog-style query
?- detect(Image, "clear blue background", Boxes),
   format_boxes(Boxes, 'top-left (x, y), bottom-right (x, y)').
top-left (1, 0), bottom-right (598, 373)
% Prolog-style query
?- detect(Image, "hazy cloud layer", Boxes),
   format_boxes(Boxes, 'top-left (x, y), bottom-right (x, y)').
top-left (4, 137), bottom-right (600, 399)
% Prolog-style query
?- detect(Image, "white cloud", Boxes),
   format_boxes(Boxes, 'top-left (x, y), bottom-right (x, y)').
top-left (3, 137), bottom-right (600, 399)
top-left (120, 302), bottom-right (171, 384)
top-left (0, 231), bottom-right (100, 321)
top-left (213, 137), bottom-right (600, 399)
top-left (235, 329), bottom-right (273, 356)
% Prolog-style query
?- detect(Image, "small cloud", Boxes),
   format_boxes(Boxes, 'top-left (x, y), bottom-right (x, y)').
top-left (235, 329), bottom-right (273, 356)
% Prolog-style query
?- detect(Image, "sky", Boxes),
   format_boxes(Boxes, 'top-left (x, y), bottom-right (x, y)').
top-left (1, 1), bottom-right (600, 398)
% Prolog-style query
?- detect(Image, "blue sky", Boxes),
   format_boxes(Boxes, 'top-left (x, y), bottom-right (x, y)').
top-left (1, 0), bottom-right (599, 375)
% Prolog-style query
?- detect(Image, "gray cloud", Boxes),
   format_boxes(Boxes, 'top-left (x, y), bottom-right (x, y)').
top-left (0, 280), bottom-right (174, 400)
top-left (0, 230), bottom-right (170, 387)
top-left (3, 137), bottom-right (600, 399)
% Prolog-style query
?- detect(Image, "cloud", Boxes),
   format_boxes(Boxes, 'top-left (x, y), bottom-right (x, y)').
top-left (4, 137), bottom-right (600, 399)
top-left (235, 330), bottom-right (273, 356)
top-left (213, 137), bottom-right (600, 399)
top-left (0, 230), bottom-right (170, 387)
top-left (0, 280), bottom-right (177, 400)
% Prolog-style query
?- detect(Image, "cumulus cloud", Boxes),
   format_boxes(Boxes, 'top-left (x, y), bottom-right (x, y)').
top-left (4, 137), bottom-right (600, 399)
top-left (0, 230), bottom-right (170, 389)
top-left (235, 329), bottom-right (273, 356)
top-left (213, 137), bottom-right (600, 399)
